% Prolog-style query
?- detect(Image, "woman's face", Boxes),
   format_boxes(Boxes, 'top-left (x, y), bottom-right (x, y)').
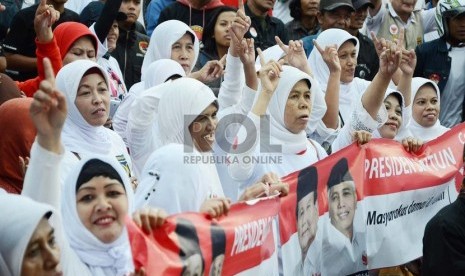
top-left (76, 176), bottom-right (128, 243)
top-left (171, 33), bottom-right (196, 74)
top-left (301, 0), bottom-right (320, 18)
top-left (338, 41), bottom-right (357, 83)
top-left (62, 36), bottom-right (96, 65)
top-left (412, 84), bottom-right (439, 128)
top-left (107, 21), bottom-right (119, 52)
top-left (189, 103), bottom-right (218, 152)
top-left (284, 80), bottom-right (312, 134)
top-left (21, 218), bottom-right (62, 276)
top-left (378, 94), bottom-right (403, 139)
top-left (75, 72), bottom-right (110, 127)
top-left (213, 11), bottom-right (235, 48)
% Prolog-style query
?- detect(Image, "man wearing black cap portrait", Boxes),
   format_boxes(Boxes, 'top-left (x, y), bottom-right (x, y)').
top-left (302, 0), bottom-right (355, 56)
top-left (292, 165), bottom-right (322, 275)
top-left (321, 157), bottom-right (367, 275)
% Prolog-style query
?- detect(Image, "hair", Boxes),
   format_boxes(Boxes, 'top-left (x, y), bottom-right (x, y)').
top-left (176, 218), bottom-right (205, 274)
top-left (75, 159), bottom-right (125, 192)
top-left (296, 166), bottom-right (318, 218)
top-left (386, 91), bottom-right (404, 114)
top-left (210, 223), bottom-right (226, 260)
top-left (289, 0), bottom-right (304, 20)
top-left (201, 6), bottom-right (237, 58)
top-left (327, 157), bottom-right (354, 192)
top-left (83, 67), bottom-right (107, 80)
top-left (417, 83), bottom-right (438, 97)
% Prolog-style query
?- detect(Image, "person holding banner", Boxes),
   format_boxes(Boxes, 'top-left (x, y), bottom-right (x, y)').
top-left (321, 157), bottom-right (366, 275)
top-left (20, 57), bottom-right (168, 275)
top-left (408, 77), bottom-right (449, 142)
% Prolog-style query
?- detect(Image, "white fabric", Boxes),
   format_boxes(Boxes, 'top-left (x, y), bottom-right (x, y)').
top-left (308, 28), bottom-right (369, 126)
top-left (438, 46), bottom-right (465, 127)
top-left (61, 156), bottom-right (135, 276)
top-left (65, 0), bottom-right (96, 13)
top-left (114, 59), bottom-right (185, 148)
top-left (57, 60), bottom-right (132, 178)
top-left (141, 20), bottom-right (200, 77)
top-left (218, 49), bottom-right (245, 110)
top-left (57, 60), bottom-right (113, 155)
top-left (273, 0), bottom-right (292, 24)
top-left (408, 77), bottom-right (449, 142)
top-left (157, 78), bottom-right (217, 146)
top-left (134, 144), bottom-right (224, 213)
top-left (134, 79), bottom-right (223, 213)
top-left (22, 141), bottom-right (92, 276)
top-left (228, 66), bottom-right (328, 189)
top-left (0, 194), bottom-right (54, 276)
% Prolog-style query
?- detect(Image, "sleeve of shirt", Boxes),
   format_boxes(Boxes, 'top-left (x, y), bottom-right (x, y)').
top-left (146, 0), bottom-right (173, 36)
top-left (365, 3), bottom-right (387, 36)
top-left (421, 8), bottom-right (437, 34)
top-left (218, 50), bottom-right (245, 110)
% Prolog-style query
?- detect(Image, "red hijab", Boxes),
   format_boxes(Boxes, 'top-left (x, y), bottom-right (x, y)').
top-left (53, 22), bottom-right (98, 60)
top-left (0, 98), bottom-right (36, 194)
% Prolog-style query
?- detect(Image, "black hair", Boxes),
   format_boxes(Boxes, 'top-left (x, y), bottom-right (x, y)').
top-left (202, 6), bottom-right (237, 58)
top-left (176, 218), bottom-right (205, 274)
top-left (327, 157), bottom-right (353, 191)
top-left (289, 0), bottom-right (304, 20)
top-left (75, 159), bottom-right (124, 192)
top-left (386, 91), bottom-right (403, 113)
top-left (210, 223), bottom-right (226, 261)
top-left (296, 166), bottom-right (318, 218)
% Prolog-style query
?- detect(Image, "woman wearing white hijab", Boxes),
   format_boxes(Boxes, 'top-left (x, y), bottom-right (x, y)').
top-left (308, 28), bottom-right (368, 127)
top-left (228, 64), bottom-right (328, 194)
top-left (57, 60), bottom-right (133, 182)
top-left (21, 58), bottom-right (166, 276)
top-left (134, 78), bottom-right (226, 214)
top-left (126, 59), bottom-right (186, 177)
top-left (0, 194), bottom-right (62, 276)
top-left (408, 77), bottom-right (449, 142)
top-left (112, 19), bottom-right (200, 145)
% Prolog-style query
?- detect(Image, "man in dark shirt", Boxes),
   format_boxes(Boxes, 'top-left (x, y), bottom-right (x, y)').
top-left (244, 0), bottom-right (288, 51)
top-left (347, 0), bottom-right (378, 81)
top-left (2, 0), bottom-right (79, 81)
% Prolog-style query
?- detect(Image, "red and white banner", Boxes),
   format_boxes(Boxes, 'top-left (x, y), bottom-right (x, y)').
top-left (128, 124), bottom-right (465, 275)
top-left (127, 196), bottom-right (280, 275)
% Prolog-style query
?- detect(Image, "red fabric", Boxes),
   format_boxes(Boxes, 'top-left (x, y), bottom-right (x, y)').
top-left (177, 0), bottom-right (225, 9)
top-left (0, 98), bottom-right (36, 194)
top-left (17, 22), bottom-right (98, 97)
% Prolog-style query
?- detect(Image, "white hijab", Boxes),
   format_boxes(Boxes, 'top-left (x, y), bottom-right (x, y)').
top-left (0, 194), bottom-right (54, 276)
top-left (266, 65), bottom-right (317, 154)
top-left (135, 79), bottom-right (223, 212)
top-left (373, 89), bottom-right (408, 139)
top-left (141, 20), bottom-right (200, 77)
top-left (254, 46), bottom-right (327, 134)
top-left (157, 78), bottom-right (217, 147)
top-left (144, 59), bottom-right (186, 89)
top-left (408, 77), bottom-right (449, 142)
top-left (308, 28), bottom-right (361, 124)
top-left (61, 156), bottom-right (134, 276)
top-left (57, 60), bottom-right (114, 155)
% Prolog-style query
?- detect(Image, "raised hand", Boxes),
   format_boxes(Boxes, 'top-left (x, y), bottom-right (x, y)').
top-left (379, 40), bottom-right (402, 77)
top-left (370, 31), bottom-right (387, 58)
top-left (230, 0), bottom-right (251, 57)
top-left (34, 0), bottom-right (60, 43)
top-left (257, 48), bottom-right (283, 94)
top-left (195, 58), bottom-right (225, 83)
top-left (132, 207), bottom-right (168, 234)
top-left (237, 38), bottom-right (255, 65)
top-left (30, 58), bottom-right (67, 153)
top-left (275, 36), bottom-right (309, 73)
top-left (0, 3), bottom-right (5, 12)
top-left (313, 39), bottom-right (341, 73)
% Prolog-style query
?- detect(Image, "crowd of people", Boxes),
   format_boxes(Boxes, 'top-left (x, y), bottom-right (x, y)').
top-left (0, 0), bottom-right (464, 274)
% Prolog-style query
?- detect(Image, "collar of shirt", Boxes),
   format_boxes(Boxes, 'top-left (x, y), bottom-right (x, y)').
top-left (387, 2), bottom-right (416, 27)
